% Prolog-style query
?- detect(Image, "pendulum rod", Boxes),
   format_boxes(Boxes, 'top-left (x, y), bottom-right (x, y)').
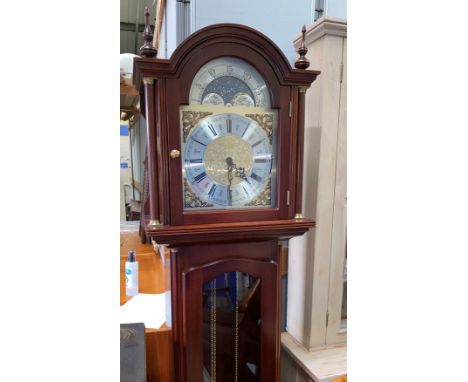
top-left (210, 279), bottom-right (217, 382)
top-left (234, 272), bottom-right (239, 382)
top-left (211, 280), bottom-right (214, 380)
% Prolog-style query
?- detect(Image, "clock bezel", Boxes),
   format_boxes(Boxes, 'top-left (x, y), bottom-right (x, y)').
top-left (180, 106), bottom-right (278, 211)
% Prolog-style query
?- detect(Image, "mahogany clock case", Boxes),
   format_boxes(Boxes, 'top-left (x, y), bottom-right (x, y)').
top-left (133, 23), bottom-right (319, 382)
top-left (133, 23), bottom-right (319, 227)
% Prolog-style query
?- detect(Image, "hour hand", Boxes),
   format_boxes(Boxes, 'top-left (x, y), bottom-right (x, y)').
top-left (235, 167), bottom-right (246, 179)
top-left (234, 166), bottom-right (250, 184)
top-left (226, 157), bottom-right (234, 185)
top-left (226, 157), bottom-right (233, 206)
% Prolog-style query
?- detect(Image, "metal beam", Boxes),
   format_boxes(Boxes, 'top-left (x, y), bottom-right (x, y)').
top-left (120, 22), bottom-right (155, 33)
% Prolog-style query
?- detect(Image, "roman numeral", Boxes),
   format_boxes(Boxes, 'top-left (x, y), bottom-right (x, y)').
top-left (250, 172), bottom-right (262, 182)
top-left (252, 139), bottom-right (264, 148)
top-left (241, 124), bottom-right (250, 138)
top-left (207, 122), bottom-right (217, 136)
top-left (189, 158), bottom-right (203, 164)
top-left (242, 186), bottom-right (249, 197)
top-left (194, 172), bottom-right (207, 183)
top-left (226, 118), bottom-right (232, 133)
top-left (208, 184), bottom-right (217, 198)
top-left (191, 138), bottom-right (207, 147)
top-left (254, 158), bottom-right (267, 163)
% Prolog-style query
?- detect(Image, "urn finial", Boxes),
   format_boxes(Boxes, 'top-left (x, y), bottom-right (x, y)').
top-left (294, 25), bottom-right (310, 69)
top-left (139, 7), bottom-right (157, 58)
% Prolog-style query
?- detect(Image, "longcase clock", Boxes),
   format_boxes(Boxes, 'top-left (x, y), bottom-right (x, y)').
top-left (134, 12), bottom-right (319, 382)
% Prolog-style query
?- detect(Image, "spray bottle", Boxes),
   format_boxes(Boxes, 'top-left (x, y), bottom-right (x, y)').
top-left (125, 250), bottom-right (139, 296)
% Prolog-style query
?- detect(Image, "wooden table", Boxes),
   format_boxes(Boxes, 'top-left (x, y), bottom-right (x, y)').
top-left (120, 230), bottom-right (174, 382)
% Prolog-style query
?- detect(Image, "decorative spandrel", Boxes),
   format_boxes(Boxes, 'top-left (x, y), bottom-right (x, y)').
top-left (202, 272), bottom-right (261, 382)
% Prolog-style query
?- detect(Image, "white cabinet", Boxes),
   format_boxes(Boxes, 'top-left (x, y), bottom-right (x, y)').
top-left (287, 16), bottom-right (347, 351)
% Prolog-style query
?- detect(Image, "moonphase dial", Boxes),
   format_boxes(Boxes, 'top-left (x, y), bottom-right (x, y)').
top-left (189, 57), bottom-right (271, 107)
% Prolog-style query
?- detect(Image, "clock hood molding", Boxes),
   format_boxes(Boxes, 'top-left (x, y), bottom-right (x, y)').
top-left (133, 23), bottom-right (320, 92)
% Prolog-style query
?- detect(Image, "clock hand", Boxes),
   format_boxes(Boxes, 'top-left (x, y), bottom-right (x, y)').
top-left (234, 167), bottom-right (250, 183)
top-left (230, 161), bottom-right (250, 184)
top-left (227, 157), bottom-right (252, 185)
top-left (226, 157), bottom-right (234, 206)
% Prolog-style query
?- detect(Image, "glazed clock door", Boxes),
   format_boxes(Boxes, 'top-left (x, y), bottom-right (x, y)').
top-left (181, 57), bottom-right (277, 214)
top-left (181, 110), bottom-right (277, 210)
top-left (184, 257), bottom-right (279, 382)
top-left (166, 54), bottom-right (293, 225)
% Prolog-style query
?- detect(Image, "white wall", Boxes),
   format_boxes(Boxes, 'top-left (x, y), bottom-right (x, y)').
top-left (193, 0), bottom-right (313, 65)
top-left (326, 0), bottom-right (347, 20)
top-left (158, 0), bottom-right (179, 58)
top-left (190, 0), bottom-right (347, 65)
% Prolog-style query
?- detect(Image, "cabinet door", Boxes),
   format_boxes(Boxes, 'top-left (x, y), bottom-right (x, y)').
top-left (184, 259), bottom-right (279, 382)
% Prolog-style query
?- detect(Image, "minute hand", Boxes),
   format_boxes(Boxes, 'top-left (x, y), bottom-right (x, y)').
top-left (226, 157), bottom-right (234, 205)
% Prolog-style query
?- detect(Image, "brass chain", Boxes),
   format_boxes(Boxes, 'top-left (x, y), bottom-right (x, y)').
top-left (234, 273), bottom-right (239, 382)
top-left (210, 279), bottom-right (217, 382)
top-left (210, 280), bottom-right (213, 380)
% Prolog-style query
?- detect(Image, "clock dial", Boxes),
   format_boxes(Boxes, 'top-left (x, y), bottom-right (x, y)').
top-left (183, 113), bottom-right (275, 209)
top-left (189, 57), bottom-right (271, 108)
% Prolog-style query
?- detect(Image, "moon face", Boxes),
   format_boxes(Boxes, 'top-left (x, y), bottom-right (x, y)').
top-left (189, 57), bottom-right (271, 108)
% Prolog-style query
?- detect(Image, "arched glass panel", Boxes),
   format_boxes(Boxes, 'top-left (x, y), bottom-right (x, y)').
top-left (202, 272), bottom-right (261, 382)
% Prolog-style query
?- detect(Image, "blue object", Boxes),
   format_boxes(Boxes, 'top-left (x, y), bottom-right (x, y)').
top-left (120, 125), bottom-right (129, 136)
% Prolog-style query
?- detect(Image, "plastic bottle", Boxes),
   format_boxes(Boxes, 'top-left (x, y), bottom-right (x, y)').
top-left (125, 250), bottom-right (139, 296)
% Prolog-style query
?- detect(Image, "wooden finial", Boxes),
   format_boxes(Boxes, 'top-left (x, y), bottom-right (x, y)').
top-left (139, 7), bottom-right (157, 58)
top-left (294, 25), bottom-right (310, 69)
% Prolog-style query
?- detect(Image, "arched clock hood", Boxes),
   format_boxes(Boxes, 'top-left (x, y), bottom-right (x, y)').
top-left (134, 23), bottom-right (319, 93)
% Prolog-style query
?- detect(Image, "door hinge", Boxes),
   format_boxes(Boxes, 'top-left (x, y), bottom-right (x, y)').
top-left (340, 63), bottom-right (344, 83)
top-left (289, 100), bottom-right (292, 118)
top-left (286, 190), bottom-right (290, 206)
top-left (326, 311), bottom-right (329, 327)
